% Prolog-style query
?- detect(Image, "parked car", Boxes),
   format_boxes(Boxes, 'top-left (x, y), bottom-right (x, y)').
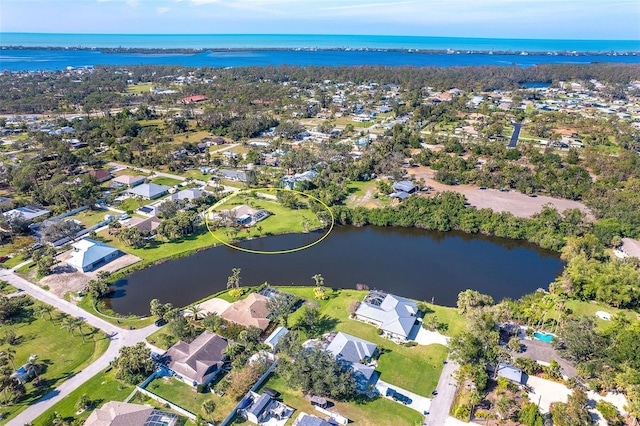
top-left (0, 256), bottom-right (8, 263)
top-left (154, 318), bottom-right (168, 327)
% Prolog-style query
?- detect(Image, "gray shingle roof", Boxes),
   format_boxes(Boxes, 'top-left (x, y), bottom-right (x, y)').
top-left (326, 332), bottom-right (377, 364)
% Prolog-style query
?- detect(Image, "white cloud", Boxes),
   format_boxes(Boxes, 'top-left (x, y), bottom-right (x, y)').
top-left (157, 6), bottom-right (170, 13)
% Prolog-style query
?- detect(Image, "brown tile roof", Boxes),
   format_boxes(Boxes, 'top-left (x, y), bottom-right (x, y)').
top-left (165, 331), bottom-right (229, 385)
top-left (89, 169), bottom-right (112, 182)
top-left (220, 293), bottom-right (272, 330)
top-left (83, 401), bottom-right (153, 426)
top-left (128, 216), bottom-right (161, 233)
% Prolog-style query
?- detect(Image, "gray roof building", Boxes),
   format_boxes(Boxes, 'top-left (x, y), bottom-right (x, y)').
top-left (264, 326), bottom-right (289, 351)
top-left (326, 332), bottom-right (377, 364)
top-left (125, 183), bottom-right (171, 200)
top-left (355, 290), bottom-right (418, 340)
top-left (83, 401), bottom-right (178, 426)
top-left (392, 181), bottom-right (418, 194)
top-left (497, 362), bottom-right (523, 384)
top-left (3, 205), bottom-right (50, 222)
top-left (167, 188), bottom-right (206, 202)
top-left (292, 413), bottom-right (333, 426)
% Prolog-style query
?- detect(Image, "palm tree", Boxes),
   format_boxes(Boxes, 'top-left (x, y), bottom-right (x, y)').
top-left (60, 316), bottom-right (78, 336)
top-left (35, 305), bottom-right (55, 323)
top-left (73, 318), bottom-right (87, 343)
top-left (301, 217), bottom-right (311, 233)
top-left (187, 305), bottom-right (204, 322)
top-left (227, 268), bottom-right (241, 289)
top-left (25, 354), bottom-right (41, 383)
top-left (201, 399), bottom-right (216, 420)
top-left (312, 274), bottom-right (324, 287)
top-left (0, 348), bottom-right (16, 370)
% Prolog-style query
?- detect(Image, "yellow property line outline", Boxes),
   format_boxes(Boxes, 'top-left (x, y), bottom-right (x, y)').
top-left (204, 188), bottom-right (335, 255)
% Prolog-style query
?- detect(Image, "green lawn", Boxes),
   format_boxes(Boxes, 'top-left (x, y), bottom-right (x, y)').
top-left (185, 170), bottom-right (210, 182)
top-left (546, 300), bottom-right (630, 333)
top-left (138, 119), bottom-right (164, 127)
top-left (347, 180), bottom-right (377, 197)
top-left (69, 209), bottom-right (109, 227)
top-left (32, 368), bottom-right (135, 426)
top-left (0, 301), bottom-right (110, 424)
top-left (259, 374), bottom-right (424, 426)
top-left (117, 197), bottom-right (155, 212)
top-left (126, 83), bottom-right (153, 94)
top-left (0, 280), bottom-right (17, 295)
top-left (145, 377), bottom-right (238, 424)
top-left (151, 177), bottom-right (182, 187)
top-left (211, 190), bottom-right (324, 244)
top-left (2, 254), bottom-right (29, 269)
top-left (280, 287), bottom-right (448, 396)
top-left (419, 302), bottom-right (467, 337)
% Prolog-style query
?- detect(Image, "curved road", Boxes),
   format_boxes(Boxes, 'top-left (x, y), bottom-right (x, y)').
top-left (0, 270), bottom-right (161, 426)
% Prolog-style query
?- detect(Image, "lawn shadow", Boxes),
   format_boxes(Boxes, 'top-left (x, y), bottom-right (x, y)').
top-left (316, 315), bottom-right (339, 335)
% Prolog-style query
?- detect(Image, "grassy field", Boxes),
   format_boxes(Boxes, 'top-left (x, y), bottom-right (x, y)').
top-left (117, 197), bottom-right (156, 212)
top-left (259, 374), bottom-right (424, 426)
top-left (32, 368), bottom-right (135, 426)
top-left (77, 296), bottom-right (155, 329)
top-left (0, 280), bottom-right (17, 295)
top-left (544, 299), bottom-right (631, 333)
top-left (138, 119), bottom-right (163, 127)
top-left (0, 301), bottom-right (110, 424)
top-left (151, 177), bottom-right (182, 187)
top-left (281, 287), bottom-right (448, 396)
top-left (126, 82), bottom-right (153, 94)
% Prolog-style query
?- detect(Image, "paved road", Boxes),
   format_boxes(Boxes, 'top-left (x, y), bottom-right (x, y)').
top-left (508, 122), bottom-right (522, 148)
top-left (425, 358), bottom-right (459, 426)
top-left (107, 161), bottom-right (240, 194)
top-left (0, 270), bottom-right (161, 426)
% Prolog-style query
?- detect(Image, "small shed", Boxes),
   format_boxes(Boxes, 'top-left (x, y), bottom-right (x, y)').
top-left (310, 396), bottom-right (328, 409)
top-left (595, 311), bottom-right (611, 321)
top-left (265, 326), bottom-right (289, 352)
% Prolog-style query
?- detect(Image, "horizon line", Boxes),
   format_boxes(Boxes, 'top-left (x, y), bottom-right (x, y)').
top-left (1, 32), bottom-right (638, 43)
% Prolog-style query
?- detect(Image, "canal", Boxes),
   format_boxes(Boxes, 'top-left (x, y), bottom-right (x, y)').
top-left (107, 225), bottom-right (564, 316)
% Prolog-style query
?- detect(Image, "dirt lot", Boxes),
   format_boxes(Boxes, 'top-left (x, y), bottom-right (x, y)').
top-left (40, 251), bottom-right (141, 297)
top-left (407, 166), bottom-right (593, 219)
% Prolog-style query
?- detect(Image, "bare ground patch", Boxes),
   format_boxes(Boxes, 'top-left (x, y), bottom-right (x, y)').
top-left (40, 252), bottom-right (141, 297)
top-left (407, 166), bottom-right (593, 219)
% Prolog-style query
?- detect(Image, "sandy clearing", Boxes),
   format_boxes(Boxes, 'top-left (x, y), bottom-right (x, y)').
top-left (407, 166), bottom-right (593, 219)
top-left (621, 238), bottom-right (640, 259)
top-left (40, 251), bottom-right (141, 297)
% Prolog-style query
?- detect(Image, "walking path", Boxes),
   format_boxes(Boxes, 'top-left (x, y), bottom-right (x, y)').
top-left (0, 269), bottom-right (160, 426)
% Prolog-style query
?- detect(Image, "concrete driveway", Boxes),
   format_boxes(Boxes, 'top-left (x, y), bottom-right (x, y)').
top-left (375, 379), bottom-right (431, 415)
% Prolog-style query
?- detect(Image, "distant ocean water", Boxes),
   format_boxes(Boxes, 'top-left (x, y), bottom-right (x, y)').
top-left (2, 33), bottom-right (639, 51)
top-left (1, 34), bottom-right (639, 71)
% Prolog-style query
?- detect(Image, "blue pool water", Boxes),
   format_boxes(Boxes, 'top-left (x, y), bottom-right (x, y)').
top-left (533, 332), bottom-right (554, 343)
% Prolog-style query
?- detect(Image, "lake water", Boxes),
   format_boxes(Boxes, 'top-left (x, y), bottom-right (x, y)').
top-left (107, 226), bottom-right (564, 316)
top-left (1, 49), bottom-right (639, 71)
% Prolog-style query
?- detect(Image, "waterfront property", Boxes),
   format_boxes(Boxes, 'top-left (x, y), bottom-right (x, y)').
top-left (67, 238), bottom-right (121, 272)
top-left (83, 401), bottom-right (178, 426)
top-left (212, 204), bottom-right (270, 227)
top-left (354, 290), bottom-right (419, 341)
top-left (164, 331), bottom-right (229, 386)
top-left (220, 292), bottom-right (272, 330)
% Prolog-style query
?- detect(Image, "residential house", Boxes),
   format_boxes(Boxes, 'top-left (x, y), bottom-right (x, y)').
top-left (181, 95), bottom-right (207, 103)
top-left (213, 205), bottom-right (269, 227)
top-left (67, 238), bottom-right (121, 272)
top-left (326, 332), bottom-right (379, 392)
top-left (220, 293), bottom-right (272, 331)
top-left (496, 362), bottom-right (524, 385)
top-left (280, 170), bottom-right (318, 190)
top-left (264, 326), bottom-right (289, 353)
top-left (165, 331), bottom-right (229, 386)
top-left (241, 391), bottom-right (292, 425)
top-left (137, 204), bottom-right (160, 217)
top-left (83, 401), bottom-right (178, 426)
top-left (111, 174), bottom-right (146, 188)
top-left (167, 188), bottom-right (206, 203)
top-left (3, 206), bottom-right (50, 222)
top-left (128, 216), bottom-right (161, 234)
top-left (292, 413), bottom-right (333, 426)
top-left (218, 169), bottom-right (247, 182)
top-left (354, 290), bottom-right (419, 341)
top-left (125, 183), bottom-right (171, 200)
top-left (392, 181), bottom-right (418, 194)
top-left (88, 169), bottom-right (113, 183)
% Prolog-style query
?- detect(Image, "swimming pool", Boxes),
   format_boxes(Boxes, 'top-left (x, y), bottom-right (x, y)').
top-left (533, 331), bottom-right (554, 343)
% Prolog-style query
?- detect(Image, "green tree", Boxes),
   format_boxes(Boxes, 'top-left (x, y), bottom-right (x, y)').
top-left (550, 388), bottom-right (591, 426)
top-left (518, 402), bottom-right (544, 426)
top-left (227, 267), bottom-right (241, 289)
top-left (113, 343), bottom-right (154, 385)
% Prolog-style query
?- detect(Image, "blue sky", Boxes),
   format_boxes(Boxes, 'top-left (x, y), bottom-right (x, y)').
top-left (1, 0), bottom-right (639, 40)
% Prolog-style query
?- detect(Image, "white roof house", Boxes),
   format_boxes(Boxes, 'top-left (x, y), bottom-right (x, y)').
top-left (167, 188), bottom-right (206, 202)
top-left (3, 206), bottom-right (50, 222)
top-left (67, 238), bottom-right (120, 272)
top-left (354, 291), bottom-right (418, 340)
top-left (125, 183), bottom-right (171, 200)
